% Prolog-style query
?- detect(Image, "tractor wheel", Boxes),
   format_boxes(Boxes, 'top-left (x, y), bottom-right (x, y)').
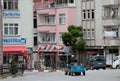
top-left (65, 71), bottom-right (68, 75)
top-left (83, 71), bottom-right (85, 76)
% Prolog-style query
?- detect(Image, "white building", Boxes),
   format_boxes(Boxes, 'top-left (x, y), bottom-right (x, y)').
top-left (76, 0), bottom-right (120, 65)
top-left (2, 0), bottom-right (33, 69)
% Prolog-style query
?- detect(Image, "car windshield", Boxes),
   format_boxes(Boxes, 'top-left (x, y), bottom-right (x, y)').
top-left (94, 56), bottom-right (105, 61)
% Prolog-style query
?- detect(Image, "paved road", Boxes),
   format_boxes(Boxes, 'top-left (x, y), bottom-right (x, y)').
top-left (0, 69), bottom-right (120, 81)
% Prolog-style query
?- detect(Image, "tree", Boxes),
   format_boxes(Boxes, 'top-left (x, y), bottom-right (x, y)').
top-left (62, 25), bottom-right (86, 63)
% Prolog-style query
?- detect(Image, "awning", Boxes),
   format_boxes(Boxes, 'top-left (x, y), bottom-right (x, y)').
top-left (3, 45), bottom-right (28, 54)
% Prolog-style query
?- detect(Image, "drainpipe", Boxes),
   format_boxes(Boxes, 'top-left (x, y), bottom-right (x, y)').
top-left (0, 0), bottom-right (3, 67)
top-left (0, 0), bottom-right (3, 76)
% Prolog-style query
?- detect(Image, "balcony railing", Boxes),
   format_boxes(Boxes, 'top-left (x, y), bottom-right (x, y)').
top-left (102, 0), bottom-right (120, 7)
top-left (103, 37), bottom-right (120, 46)
top-left (37, 3), bottom-right (75, 10)
top-left (102, 17), bottom-right (120, 26)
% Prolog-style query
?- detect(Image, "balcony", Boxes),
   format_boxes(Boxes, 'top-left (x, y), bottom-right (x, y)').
top-left (102, 0), bottom-right (120, 6)
top-left (37, 9), bottom-right (56, 15)
top-left (37, 25), bottom-right (57, 33)
top-left (102, 17), bottom-right (120, 26)
top-left (103, 37), bottom-right (120, 46)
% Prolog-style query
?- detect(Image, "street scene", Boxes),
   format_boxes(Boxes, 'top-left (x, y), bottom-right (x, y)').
top-left (0, 69), bottom-right (120, 81)
top-left (0, 0), bottom-right (120, 81)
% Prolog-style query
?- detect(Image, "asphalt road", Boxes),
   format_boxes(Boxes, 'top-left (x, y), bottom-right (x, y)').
top-left (0, 69), bottom-right (120, 81)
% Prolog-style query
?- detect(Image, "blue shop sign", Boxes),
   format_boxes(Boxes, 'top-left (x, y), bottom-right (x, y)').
top-left (3, 12), bottom-right (20, 17)
top-left (3, 38), bottom-right (26, 45)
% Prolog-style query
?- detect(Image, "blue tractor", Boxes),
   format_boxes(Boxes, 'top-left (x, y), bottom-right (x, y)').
top-left (64, 55), bottom-right (85, 76)
top-left (65, 63), bottom-right (85, 76)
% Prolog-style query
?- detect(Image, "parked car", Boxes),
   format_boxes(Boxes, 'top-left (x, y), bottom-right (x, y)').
top-left (86, 55), bottom-right (106, 70)
top-left (112, 55), bottom-right (120, 69)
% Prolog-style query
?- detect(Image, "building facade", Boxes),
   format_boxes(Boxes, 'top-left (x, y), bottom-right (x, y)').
top-left (2, 0), bottom-right (33, 69)
top-left (76, 0), bottom-right (120, 65)
top-left (34, 0), bottom-right (76, 69)
top-left (34, 0), bottom-right (120, 69)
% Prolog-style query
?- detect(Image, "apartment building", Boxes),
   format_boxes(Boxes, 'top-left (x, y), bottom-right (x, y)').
top-left (34, 0), bottom-right (120, 69)
top-left (76, 0), bottom-right (120, 65)
top-left (2, 0), bottom-right (33, 69)
top-left (34, 0), bottom-right (76, 69)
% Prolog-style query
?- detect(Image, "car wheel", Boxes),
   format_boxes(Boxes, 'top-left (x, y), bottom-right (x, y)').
top-left (103, 67), bottom-right (106, 70)
top-left (116, 65), bottom-right (120, 69)
top-left (90, 66), bottom-right (94, 70)
top-left (96, 68), bottom-right (99, 70)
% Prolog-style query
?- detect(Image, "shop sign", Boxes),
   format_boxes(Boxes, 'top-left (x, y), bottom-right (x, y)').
top-left (39, 45), bottom-right (46, 50)
top-left (53, 45), bottom-right (63, 50)
top-left (3, 12), bottom-right (20, 17)
top-left (3, 38), bottom-right (26, 45)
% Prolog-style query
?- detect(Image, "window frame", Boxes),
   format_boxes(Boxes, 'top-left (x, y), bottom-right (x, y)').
top-left (3, 23), bottom-right (19, 36)
top-left (3, 0), bottom-right (18, 10)
top-left (59, 14), bottom-right (65, 25)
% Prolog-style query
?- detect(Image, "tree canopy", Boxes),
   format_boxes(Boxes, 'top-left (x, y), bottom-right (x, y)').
top-left (62, 25), bottom-right (86, 53)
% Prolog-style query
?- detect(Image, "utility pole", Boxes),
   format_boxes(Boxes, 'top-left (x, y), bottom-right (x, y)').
top-left (0, 0), bottom-right (3, 66)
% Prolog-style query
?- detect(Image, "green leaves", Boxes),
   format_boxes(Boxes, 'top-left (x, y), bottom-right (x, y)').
top-left (76, 40), bottom-right (86, 52)
top-left (62, 25), bottom-right (86, 51)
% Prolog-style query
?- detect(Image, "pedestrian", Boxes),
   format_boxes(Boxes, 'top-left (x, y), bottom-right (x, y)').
top-left (10, 60), bottom-right (18, 77)
top-left (21, 63), bottom-right (25, 75)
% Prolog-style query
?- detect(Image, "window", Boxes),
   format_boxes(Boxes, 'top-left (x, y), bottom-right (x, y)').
top-left (41, 33), bottom-right (56, 43)
top-left (87, 10), bottom-right (90, 19)
top-left (59, 14), bottom-right (65, 24)
top-left (104, 27), bottom-right (118, 37)
top-left (83, 10), bottom-right (86, 19)
top-left (87, 29), bottom-right (91, 38)
top-left (69, 0), bottom-right (74, 3)
top-left (34, 19), bottom-right (37, 28)
top-left (34, 13), bottom-right (37, 28)
top-left (83, 29), bottom-right (95, 39)
top-left (3, 0), bottom-right (18, 10)
top-left (112, 8), bottom-right (118, 17)
top-left (34, 36), bottom-right (37, 46)
top-left (82, 9), bottom-right (95, 20)
top-left (104, 7), bottom-right (119, 18)
top-left (4, 23), bottom-right (19, 36)
top-left (83, 29), bottom-right (87, 39)
top-left (59, 33), bottom-right (63, 43)
top-left (45, 15), bottom-right (55, 25)
top-left (91, 10), bottom-right (94, 19)
top-left (91, 29), bottom-right (95, 39)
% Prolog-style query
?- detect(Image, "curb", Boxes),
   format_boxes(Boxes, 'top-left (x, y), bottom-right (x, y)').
top-left (32, 70), bottom-right (63, 72)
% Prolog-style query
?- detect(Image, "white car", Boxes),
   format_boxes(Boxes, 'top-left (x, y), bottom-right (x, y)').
top-left (112, 55), bottom-right (120, 69)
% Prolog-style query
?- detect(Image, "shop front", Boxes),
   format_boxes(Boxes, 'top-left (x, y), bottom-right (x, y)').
top-left (37, 44), bottom-right (66, 70)
top-left (3, 45), bottom-right (29, 69)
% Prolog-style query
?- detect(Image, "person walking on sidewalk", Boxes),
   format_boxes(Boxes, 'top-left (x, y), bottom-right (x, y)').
top-left (21, 63), bottom-right (25, 75)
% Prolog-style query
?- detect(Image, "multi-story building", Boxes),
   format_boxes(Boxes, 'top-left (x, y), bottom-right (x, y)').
top-left (2, 0), bottom-right (33, 69)
top-left (76, 0), bottom-right (120, 65)
top-left (35, 0), bottom-right (76, 69)
top-left (34, 0), bottom-right (120, 69)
